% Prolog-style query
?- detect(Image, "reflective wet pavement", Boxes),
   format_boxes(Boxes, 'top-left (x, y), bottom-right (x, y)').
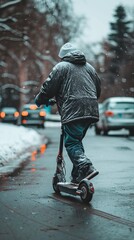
top-left (0, 127), bottom-right (134, 240)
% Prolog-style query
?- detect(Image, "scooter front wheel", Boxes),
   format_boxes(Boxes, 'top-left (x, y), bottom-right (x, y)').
top-left (52, 175), bottom-right (60, 194)
top-left (79, 181), bottom-right (93, 203)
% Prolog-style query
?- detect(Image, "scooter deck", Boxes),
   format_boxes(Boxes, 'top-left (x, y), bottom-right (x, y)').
top-left (57, 171), bottom-right (99, 196)
top-left (57, 182), bottom-right (78, 195)
top-left (58, 170), bottom-right (99, 187)
top-left (58, 182), bottom-right (78, 188)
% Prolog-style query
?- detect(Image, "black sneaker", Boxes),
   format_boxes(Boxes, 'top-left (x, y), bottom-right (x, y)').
top-left (70, 178), bottom-right (79, 185)
top-left (76, 164), bottom-right (97, 183)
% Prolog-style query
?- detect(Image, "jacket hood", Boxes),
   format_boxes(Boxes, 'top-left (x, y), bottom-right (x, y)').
top-left (62, 50), bottom-right (86, 65)
top-left (58, 42), bottom-right (77, 58)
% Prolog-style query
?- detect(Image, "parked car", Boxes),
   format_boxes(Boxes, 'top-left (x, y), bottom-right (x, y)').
top-left (20, 104), bottom-right (46, 128)
top-left (94, 103), bottom-right (103, 134)
top-left (0, 107), bottom-right (19, 124)
top-left (95, 97), bottom-right (134, 136)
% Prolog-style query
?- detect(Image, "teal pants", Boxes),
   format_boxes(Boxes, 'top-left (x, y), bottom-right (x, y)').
top-left (63, 119), bottom-right (92, 180)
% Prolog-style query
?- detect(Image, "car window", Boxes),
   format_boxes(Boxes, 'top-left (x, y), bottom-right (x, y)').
top-left (22, 105), bottom-right (43, 111)
top-left (98, 104), bottom-right (103, 113)
top-left (109, 102), bottom-right (134, 110)
top-left (22, 106), bottom-right (32, 111)
top-left (2, 107), bottom-right (16, 112)
top-left (103, 102), bottom-right (109, 110)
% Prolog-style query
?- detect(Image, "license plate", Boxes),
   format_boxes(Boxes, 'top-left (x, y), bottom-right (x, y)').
top-left (123, 113), bottom-right (132, 118)
top-left (7, 114), bottom-right (13, 118)
top-left (31, 113), bottom-right (39, 118)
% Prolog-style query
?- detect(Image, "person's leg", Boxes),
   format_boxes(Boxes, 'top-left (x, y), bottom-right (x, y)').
top-left (63, 120), bottom-right (96, 183)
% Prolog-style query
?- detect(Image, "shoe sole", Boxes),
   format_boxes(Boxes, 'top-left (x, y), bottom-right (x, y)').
top-left (84, 170), bottom-right (99, 181)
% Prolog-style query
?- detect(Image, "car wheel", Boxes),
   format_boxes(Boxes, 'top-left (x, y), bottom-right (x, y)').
top-left (129, 129), bottom-right (134, 136)
top-left (103, 129), bottom-right (108, 136)
top-left (95, 126), bottom-right (101, 135)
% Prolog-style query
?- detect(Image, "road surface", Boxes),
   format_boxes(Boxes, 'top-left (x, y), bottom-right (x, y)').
top-left (0, 126), bottom-right (134, 240)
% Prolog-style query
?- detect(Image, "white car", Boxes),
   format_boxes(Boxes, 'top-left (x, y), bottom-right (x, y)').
top-left (95, 97), bottom-right (134, 136)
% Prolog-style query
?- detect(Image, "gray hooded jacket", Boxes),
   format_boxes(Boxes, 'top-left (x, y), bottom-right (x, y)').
top-left (35, 50), bottom-right (101, 124)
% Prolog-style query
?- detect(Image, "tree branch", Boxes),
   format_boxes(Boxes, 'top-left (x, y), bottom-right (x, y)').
top-left (0, 0), bottom-right (22, 9)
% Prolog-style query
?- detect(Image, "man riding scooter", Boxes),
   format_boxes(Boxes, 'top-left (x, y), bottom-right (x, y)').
top-left (35, 42), bottom-right (101, 184)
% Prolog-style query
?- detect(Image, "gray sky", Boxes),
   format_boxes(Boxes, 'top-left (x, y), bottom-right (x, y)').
top-left (72, 0), bottom-right (134, 43)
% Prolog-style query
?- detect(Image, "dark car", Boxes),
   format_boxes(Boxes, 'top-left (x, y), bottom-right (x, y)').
top-left (0, 107), bottom-right (19, 124)
top-left (20, 104), bottom-right (46, 128)
top-left (95, 97), bottom-right (134, 136)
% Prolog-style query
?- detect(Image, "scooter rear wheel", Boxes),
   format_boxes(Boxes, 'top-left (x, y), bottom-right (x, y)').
top-left (79, 182), bottom-right (93, 203)
top-left (52, 176), bottom-right (60, 194)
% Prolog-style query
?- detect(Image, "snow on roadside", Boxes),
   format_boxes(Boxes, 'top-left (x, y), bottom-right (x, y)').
top-left (0, 123), bottom-right (44, 176)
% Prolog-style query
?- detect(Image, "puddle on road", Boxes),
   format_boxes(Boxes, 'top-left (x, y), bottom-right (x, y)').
top-left (31, 144), bottom-right (47, 161)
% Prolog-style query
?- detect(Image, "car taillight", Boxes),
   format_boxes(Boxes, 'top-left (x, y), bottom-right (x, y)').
top-left (39, 111), bottom-right (46, 117)
top-left (1, 112), bottom-right (5, 118)
top-left (21, 111), bottom-right (28, 117)
top-left (104, 110), bottom-right (114, 117)
top-left (14, 111), bottom-right (19, 117)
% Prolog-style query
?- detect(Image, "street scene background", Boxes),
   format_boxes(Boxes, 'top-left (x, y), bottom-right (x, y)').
top-left (0, 0), bottom-right (134, 239)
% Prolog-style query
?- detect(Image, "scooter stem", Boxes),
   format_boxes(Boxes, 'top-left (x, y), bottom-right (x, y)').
top-left (58, 125), bottom-right (64, 156)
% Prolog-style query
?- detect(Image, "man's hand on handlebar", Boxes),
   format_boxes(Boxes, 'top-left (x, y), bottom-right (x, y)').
top-left (47, 99), bottom-right (56, 106)
top-left (35, 98), bottom-right (56, 108)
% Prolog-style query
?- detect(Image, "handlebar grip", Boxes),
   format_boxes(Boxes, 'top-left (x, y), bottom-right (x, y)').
top-left (48, 99), bottom-right (56, 106)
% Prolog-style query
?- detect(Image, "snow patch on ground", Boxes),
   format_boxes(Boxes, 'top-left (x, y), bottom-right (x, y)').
top-left (0, 123), bottom-right (43, 176)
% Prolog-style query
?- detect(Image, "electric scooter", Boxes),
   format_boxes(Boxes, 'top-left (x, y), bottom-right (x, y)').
top-left (52, 125), bottom-right (99, 204)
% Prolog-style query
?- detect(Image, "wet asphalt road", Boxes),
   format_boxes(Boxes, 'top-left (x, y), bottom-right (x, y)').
top-left (0, 126), bottom-right (134, 240)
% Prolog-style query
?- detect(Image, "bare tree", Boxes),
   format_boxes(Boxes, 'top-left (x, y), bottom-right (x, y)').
top-left (0, 0), bottom-right (84, 108)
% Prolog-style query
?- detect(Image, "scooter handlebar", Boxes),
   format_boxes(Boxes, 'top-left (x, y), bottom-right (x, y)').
top-left (48, 99), bottom-right (56, 106)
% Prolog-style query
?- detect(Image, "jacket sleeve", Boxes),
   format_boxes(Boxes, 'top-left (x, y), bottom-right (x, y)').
top-left (35, 65), bottom-right (61, 107)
